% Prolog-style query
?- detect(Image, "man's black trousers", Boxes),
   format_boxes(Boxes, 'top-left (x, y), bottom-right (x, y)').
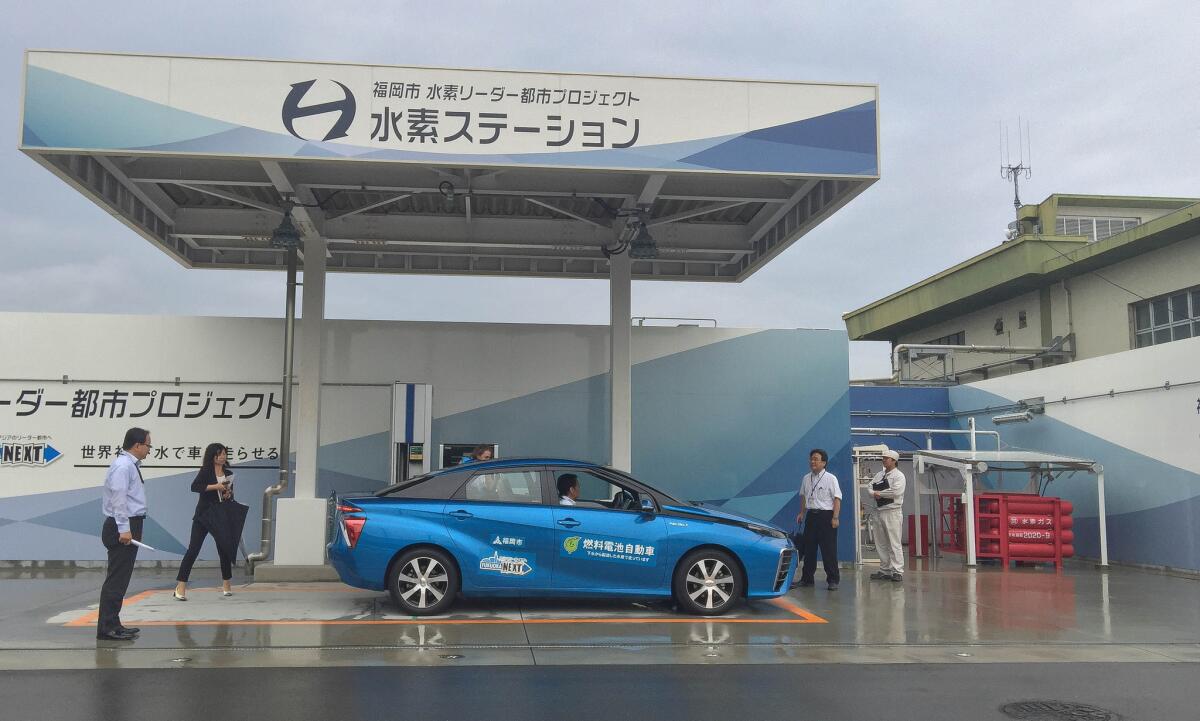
top-left (99, 515), bottom-right (142, 633)
top-left (800, 508), bottom-right (839, 584)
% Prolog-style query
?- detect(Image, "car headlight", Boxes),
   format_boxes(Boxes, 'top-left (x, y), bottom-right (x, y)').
top-left (746, 523), bottom-right (787, 540)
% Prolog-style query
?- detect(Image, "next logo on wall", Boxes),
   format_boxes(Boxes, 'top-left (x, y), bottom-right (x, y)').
top-left (1, 437), bottom-right (62, 466)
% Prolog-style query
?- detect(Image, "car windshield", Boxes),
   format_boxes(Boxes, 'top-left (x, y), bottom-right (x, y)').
top-left (598, 466), bottom-right (684, 504)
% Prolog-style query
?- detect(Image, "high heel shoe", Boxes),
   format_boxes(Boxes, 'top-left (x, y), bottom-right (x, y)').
top-left (173, 591), bottom-right (188, 601)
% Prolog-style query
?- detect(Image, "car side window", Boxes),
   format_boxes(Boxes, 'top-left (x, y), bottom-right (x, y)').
top-left (380, 470), bottom-right (470, 499)
top-left (554, 469), bottom-right (642, 510)
top-left (459, 470), bottom-right (544, 504)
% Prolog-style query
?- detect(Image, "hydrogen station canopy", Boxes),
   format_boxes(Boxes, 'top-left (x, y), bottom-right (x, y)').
top-left (20, 51), bottom-right (879, 281)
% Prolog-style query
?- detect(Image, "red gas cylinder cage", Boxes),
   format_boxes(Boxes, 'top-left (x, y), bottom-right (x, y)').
top-left (939, 492), bottom-right (1074, 569)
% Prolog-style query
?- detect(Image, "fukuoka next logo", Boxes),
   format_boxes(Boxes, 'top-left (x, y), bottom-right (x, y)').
top-left (281, 79), bottom-right (356, 142)
top-left (1, 442), bottom-right (61, 467)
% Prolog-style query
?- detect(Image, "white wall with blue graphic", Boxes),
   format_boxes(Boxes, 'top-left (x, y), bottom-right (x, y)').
top-left (1, 313), bottom-right (847, 561)
top-left (948, 338), bottom-right (1200, 572)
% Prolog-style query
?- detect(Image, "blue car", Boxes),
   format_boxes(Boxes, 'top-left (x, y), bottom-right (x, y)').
top-left (328, 458), bottom-right (796, 616)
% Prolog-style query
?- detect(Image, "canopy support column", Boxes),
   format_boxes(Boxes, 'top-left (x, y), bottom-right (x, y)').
top-left (1095, 464), bottom-right (1109, 568)
top-left (609, 250), bottom-right (632, 471)
top-left (262, 161), bottom-right (330, 570)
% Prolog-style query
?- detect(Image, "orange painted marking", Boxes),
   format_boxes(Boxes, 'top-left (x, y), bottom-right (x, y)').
top-left (64, 589), bottom-right (159, 627)
top-left (769, 596), bottom-right (829, 623)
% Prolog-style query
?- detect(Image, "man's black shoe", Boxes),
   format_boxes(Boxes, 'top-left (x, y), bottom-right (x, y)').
top-left (796, 579), bottom-right (814, 587)
top-left (118, 626), bottom-right (140, 635)
top-left (827, 582), bottom-right (839, 590)
top-left (96, 628), bottom-right (137, 641)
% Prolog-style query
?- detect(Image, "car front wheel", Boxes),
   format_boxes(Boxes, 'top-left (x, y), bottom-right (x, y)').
top-left (673, 548), bottom-right (743, 616)
top-left (388, 547), bottom-right (460, 616)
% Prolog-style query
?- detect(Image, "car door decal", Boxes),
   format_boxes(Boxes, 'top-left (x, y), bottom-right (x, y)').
top-left (479, 551), bottom-right (534, 576)
top-left (560, 533), bottom-right (657, 565)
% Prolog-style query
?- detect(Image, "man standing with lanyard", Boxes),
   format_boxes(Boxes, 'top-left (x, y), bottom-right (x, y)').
top-left (97, 427), bottom-right (152, 641)
top-left (795, 448), bottom-right (841, 590)
top-left (869, 448), bottom-right (907, 582)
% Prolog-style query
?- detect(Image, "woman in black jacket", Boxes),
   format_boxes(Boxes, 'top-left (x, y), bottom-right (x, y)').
top-left (174, 443), bottom-right (236, 600)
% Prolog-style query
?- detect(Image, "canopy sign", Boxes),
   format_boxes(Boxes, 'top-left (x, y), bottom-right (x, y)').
top-left (22, 51), bottom-right (878, 177)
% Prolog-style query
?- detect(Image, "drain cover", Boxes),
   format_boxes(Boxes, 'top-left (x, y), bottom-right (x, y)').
top-left (1001, 701), bottom-right (1121, 721)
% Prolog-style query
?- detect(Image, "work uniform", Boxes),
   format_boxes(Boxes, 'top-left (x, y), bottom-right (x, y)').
top-left (869, 466), bottom-right (906, 578)
top-left (798, 470), bottom-right (842, 585)
top-left (99, 450), bottom-right (147, 635)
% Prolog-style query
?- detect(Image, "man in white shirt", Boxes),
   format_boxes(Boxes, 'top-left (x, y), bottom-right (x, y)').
top-left (557, 473), bottom-right (580, 506)
top-left (794, 448), bottom-right (842, 590)
top-left (97, 427), bottom-right (152, 641)
top-left (869, 448), bottom-right (907, 582)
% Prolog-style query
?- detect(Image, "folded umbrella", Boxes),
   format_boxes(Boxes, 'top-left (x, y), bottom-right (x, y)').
top-left (199, 496), bottom-right (250, 565)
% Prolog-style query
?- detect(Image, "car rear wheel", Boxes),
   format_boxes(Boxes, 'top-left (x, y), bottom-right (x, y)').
top-left (388, 547), bottom-right (460, 616)
top-left (673, 548), bottom-right (743, 616)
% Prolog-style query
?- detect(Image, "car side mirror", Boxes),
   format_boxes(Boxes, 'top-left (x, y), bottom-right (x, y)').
top-left (640, 497), bottom-right (656, 515)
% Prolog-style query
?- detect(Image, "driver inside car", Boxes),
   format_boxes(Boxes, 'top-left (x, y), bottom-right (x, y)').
top-left (557, 474), bottom-right (580, 505)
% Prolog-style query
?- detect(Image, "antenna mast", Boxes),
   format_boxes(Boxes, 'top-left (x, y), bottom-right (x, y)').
top-left (1000, 118), bottom-right (1032, 220)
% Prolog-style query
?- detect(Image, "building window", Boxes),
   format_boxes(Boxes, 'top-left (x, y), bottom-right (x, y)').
top-left (1056, 215), bottom-right (1140, 243)
top-left (924, 331), bottom-right (965, 346)
top-left (1132, 285), bottom-right (1199, 348)
top-left (1018, 310), bottom-right (1028, 329)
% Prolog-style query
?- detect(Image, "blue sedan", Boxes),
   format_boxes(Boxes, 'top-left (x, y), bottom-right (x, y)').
top-left (328, 458), bottom-right (796, 616)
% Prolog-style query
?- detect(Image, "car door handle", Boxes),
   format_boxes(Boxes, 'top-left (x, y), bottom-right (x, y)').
top-left (448, 510), bottom-right (474, 520)
top-left (557, 518), bottom-right (580, 528)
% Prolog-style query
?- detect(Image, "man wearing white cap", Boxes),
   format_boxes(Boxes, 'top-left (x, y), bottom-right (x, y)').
top-left (869, 448), bottom-right (907, 582)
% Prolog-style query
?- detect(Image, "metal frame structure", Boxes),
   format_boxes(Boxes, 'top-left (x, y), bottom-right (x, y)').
top-left (19, 52), bottom-right (879, 569)
top-left (913, 449), bottom-right (1107, 568)
top-left (26, 153), bottom-right (873, 283)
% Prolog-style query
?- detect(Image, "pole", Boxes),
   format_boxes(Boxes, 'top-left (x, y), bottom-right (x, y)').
top-left (247, 245), bottom-right (297, 570)
top-left (1096, 465), bottom-right (1109, 568)
top-left (963, 465), bottom-right (977, 567)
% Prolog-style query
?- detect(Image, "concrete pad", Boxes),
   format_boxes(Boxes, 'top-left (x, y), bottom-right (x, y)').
top-left (252, 563), bottom-right (341, 582)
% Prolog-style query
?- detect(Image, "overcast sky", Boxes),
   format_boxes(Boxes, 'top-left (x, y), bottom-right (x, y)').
top-left (2, 1), bottom-right (1197, 378)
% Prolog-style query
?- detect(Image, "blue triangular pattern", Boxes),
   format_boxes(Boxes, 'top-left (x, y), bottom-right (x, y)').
top-left (24, 498), bottom-right (188, 556)
top-left (25, 497), bottom-right (103, 534)
top-left (138, 516), bottom-right (189, 555)
top-left (24, 66), bottom-right (238, 149)
top-left (136, 125), bottom-right (306, 156)
top-left (295, 142), bottom-right (347, 157)
top-left (682, 102), bottom-right (878, 174)
top-left (745, 101), bottom-right (877, 153)
top-left (718, 491), bottom-right (798, 524)
top-left (733, 395), bottom-right (851, 500)
top-left (21, 124), bottom-right (47, 147)
top-left (682, 136), bottom-right (876, 175)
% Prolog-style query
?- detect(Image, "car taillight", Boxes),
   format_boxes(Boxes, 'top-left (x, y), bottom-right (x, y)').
top-left (337, 501), bottom-right (366, 548)
top-left (342, 517), bottom-right (366, 548)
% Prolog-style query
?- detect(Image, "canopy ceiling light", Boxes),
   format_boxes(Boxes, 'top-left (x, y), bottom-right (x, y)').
top-left (269, 208), bottom-right (302, 249)
top-left (628, 221), bottom-right (658, 259)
